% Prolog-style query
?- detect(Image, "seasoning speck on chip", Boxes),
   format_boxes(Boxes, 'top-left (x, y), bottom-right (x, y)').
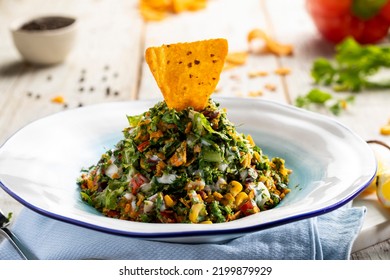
top-left (145, 38), bottom-right (228, 111)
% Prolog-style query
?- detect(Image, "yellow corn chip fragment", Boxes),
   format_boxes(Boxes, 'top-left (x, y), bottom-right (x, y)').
top-left (248, 28), bottom-right (293, 56)
top-left (139, 6), bottom-right (167, 21)
top-left (172, 0), bottom-right (207, 13)
top-left (274, 67), bottom-right (291, 76)
top-left (139, 0), bottom-right (207, 21)
top-left (223, 51), bottom-right (248, 70)
top-left (145, 38), bottom-right (228, 111)
top-left (51, 95), bottom-right (65, 104)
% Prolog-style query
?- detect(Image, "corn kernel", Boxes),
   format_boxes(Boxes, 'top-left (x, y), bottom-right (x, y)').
top-left (253, 151), bottom-right (261, 161)
top-left (246, 135), bottom-right (255, 147)
top-left (224, 193), bottom-right (235, 202)
top-left (229, 181), bottom-right (243, 197)
top-left (213, 191), bottom-right (223, 200)
top-left (200, 220), bottom-right (213, 224)
top-left (189, 203), bottom-right (205, 223)
top-left (241, 153), bottom-right (252, 168)
top-left (222, 193), bottom-right (235, 206)
top-left (235, 192), bottom-right (248, 207)
top-left (164, 194), bottom-right (176, 208)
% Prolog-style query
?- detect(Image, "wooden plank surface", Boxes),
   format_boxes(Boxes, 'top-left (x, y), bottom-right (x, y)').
top-left (0, 0), bottom-right (389, 260)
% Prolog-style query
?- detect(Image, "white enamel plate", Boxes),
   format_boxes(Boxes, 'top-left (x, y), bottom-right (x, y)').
top-left (0, 98), bottom-right (376, 243)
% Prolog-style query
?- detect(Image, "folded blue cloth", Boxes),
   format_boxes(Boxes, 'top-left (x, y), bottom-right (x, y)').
top-left (0, 205), bottom-right (366, 260)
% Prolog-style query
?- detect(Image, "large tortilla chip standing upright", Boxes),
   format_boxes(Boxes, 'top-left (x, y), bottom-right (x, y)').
top-left (145, 38), bottom-right (228, 111)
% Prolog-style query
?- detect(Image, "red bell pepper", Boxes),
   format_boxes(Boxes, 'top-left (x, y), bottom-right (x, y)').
top-left (307, 0), bottom-right (390, 44)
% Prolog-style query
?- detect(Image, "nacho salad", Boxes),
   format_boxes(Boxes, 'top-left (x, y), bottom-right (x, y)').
top-left (78, 38), bottom-right (291, 223)
top-left (78, 99), bottom-right (291, 223)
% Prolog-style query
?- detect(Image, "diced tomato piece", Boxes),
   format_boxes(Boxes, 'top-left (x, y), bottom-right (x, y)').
top-left (130, 173), bottom-right (149, 194)
top-left (240, 200), bottom-right (256, 216)
top-left (137, 140), bottom-right (150, 152)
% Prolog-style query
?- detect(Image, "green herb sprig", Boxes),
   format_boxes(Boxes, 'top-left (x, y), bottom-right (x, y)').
top-left (312, 37), bottom-right (390, 92)
top-left (295, 88), bottom-right (355, 115)
top-left (295, 37), bottom-right (390, 115)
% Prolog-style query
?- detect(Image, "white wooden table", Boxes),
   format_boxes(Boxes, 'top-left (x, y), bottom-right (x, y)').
top-left (0, 0), bottom-right (389, 259)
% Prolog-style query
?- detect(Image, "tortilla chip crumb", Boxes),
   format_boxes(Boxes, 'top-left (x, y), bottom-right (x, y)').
top-left (223, 51), bottom-right (248, 70)
top-left (274, 67), bottom-right (291, 76)
top-left (264, 83), bottom-right (276, 91)
top-left (226, 51), bottom-right (248, 65)
top-left (380, 124), bottom-right (390, 135)
top-left (248, 28), bottom-right (293, 56)
top-left (229, 74), bottom-right (241, 81)
top-left (248, 90), bottom-right (263, 97)
top-left (248, 70), bottom-right (268, 78)
top-left (51, 95), bottom-right (65, 104)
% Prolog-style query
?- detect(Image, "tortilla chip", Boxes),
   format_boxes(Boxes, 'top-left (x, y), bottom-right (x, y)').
top-left (172, 0), bottom-right (207, 13)
top-left (139, 0), bottom-right (170, 21)
top-left (140, 7), bottom-right (167, 21)
top-left (145, 38), bottom-right (228, 111)
top-left (140, 0), bottom-right (207, 21)
top-left (248, 28), bottom-right (293, 56)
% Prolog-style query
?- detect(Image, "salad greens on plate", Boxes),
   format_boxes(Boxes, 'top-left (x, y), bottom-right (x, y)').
top-left (78, 99), bottom-right (291, 223)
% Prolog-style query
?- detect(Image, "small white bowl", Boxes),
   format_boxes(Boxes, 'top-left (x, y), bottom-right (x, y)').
top-left (10, 15), bottom-right (77, 65)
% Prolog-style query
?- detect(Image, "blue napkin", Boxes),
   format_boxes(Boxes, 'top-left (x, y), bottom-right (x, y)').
top-left (0, 205), bottom-right (366, 260)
